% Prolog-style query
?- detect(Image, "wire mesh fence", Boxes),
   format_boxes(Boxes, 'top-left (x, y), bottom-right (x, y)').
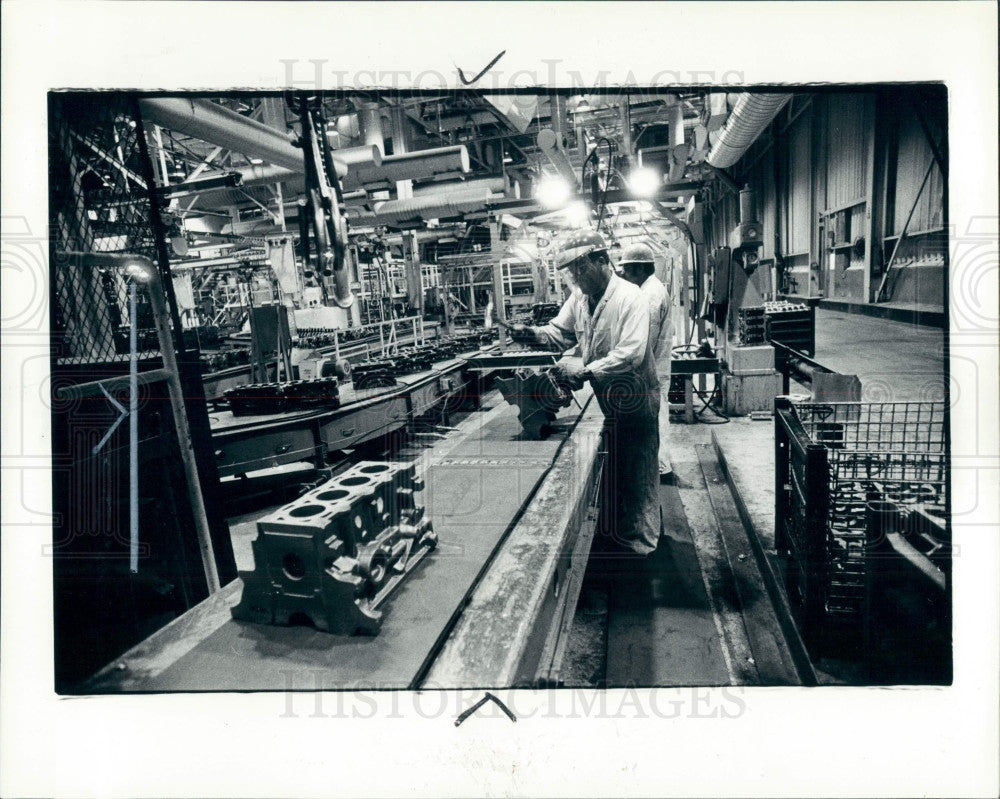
top-left (49, 93), bottom-right (170, 364)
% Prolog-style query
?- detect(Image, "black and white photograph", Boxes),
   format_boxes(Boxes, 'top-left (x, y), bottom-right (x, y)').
top-left (2, 2), bottom-right (998, 798)
top-left (46, 84), bottom-right (954, 693)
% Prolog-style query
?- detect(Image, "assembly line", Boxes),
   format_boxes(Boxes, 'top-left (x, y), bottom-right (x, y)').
top-left (47, 87), bottom-right (951, 693)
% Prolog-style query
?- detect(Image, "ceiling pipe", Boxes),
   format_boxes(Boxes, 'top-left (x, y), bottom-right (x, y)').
top-left (341, 145), bottom-right (471, 191)
top-left (138, 97), bottom-right (350, 176)
top-left (357, 103), bottom-right (386, 154)
top-left (177, 144), bottom-right (382, 207)
top-left (354, 188), bottom-right (499, 226)
top-left (706, 93), bottom-right (791, 169)
top-left (230, 144), bottom-right (379, 187)
top-left (412, 176), bottom-right (507, 198)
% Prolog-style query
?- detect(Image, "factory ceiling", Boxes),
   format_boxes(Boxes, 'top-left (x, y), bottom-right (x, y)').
top-left (125, 90), bottom-right (771, 254)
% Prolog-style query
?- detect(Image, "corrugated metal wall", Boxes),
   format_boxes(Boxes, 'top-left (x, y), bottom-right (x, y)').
top-left (826, 94), bottom-right (873, 210)
top-left (892, 108), bottom-right (945, 234)
top-left (787, 115), bottom-right (811, 255)
top-left (702, 88), bottom-right (944, 305)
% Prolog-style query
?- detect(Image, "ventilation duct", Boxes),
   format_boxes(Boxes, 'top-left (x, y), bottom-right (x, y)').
top-left (342, 145), bottom-right (470, 191)
top-left (412, 176), bottom-right (507, 198)
top-left (706, 93), bottom-right (792, 169)
top-left (358, 188), bottom-right (497, 226)
top-left (225, 146), bottom-right (379, 191)
top-left (139, 97), bottom-right (350, 177)
top-left (357, 103), bottom-right (385, 153)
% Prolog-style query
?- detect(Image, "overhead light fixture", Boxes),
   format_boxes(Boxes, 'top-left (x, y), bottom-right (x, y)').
top-left (563, 201), bottom-right (590, 227)
top-left (569, 95), bottom-right (593, 114)
top-left (627, 166), bottom-right (661, 199)
top-left (535, 174), bottom-right (572, 209)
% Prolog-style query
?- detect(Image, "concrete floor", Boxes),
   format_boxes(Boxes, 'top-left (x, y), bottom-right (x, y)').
top-left (813, 308), bottom-right (946, 402)
top-left (562, 419), bottom-right (738, 687)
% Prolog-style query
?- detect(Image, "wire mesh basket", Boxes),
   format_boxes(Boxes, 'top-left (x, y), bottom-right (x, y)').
top-left (787, 401), bottom-right (946, 616)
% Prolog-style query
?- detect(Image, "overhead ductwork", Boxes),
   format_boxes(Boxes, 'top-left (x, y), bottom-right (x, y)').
top-left (170, 148), bottom-right (383, 209)
top-left (357, 103), bottom-right (386, 154)
top-left (139, 97), bottom-right (351, 177)
top-left (412, 176), bottom-right (507, 198)
top-left (354, 187), bottom-right (498, 226)
top-left (199, 144), bottom-right (382, 195)
top-left (342, 146), bottom-right (470, 191)
top-left (706, 93), bottom-right (792, 169)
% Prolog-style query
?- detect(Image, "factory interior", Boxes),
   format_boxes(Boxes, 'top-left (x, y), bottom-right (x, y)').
top-left (48, 86), bottom-right (950, 693)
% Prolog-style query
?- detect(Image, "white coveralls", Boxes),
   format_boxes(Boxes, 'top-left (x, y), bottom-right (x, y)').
top-left (535, 274), bottom-right (661, 554)
top-left (639, 273), bottom-right (674, 475)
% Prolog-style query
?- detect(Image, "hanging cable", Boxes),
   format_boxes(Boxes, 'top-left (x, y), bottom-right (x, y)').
top-left (581, 136), bottom-right (616, 232)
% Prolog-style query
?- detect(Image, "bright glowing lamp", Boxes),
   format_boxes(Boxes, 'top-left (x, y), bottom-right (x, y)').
top-left (628, 166), bottom-right (661, 199)
top-left (536, 174), bottom-right (572, 209)
top-left (563, 201), bottom-right (590, 227)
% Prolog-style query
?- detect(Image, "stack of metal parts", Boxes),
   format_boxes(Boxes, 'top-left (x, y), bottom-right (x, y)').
top-left (496, 368), bottom-right (575, 438)
top-left (224, 376), bottom-right (340, 416)
top-left (737, 306), bottom-right (767, 346)
top-left (232, 461), bottom-right (436, 635)
top-left (350, 351), bottom-right (428, 386)
top-left (350, 334), bottom-right (490, 389)
top-left (296, 327), bottom-right (372, 348)
top-left (825, 459), bottom-right (947, 615)
top-left (763, 300), bottom-right (809, 314)
top-left (763, 300), bottom-right (814, 354)
top-left (350, 361), bottom-right (398, 390)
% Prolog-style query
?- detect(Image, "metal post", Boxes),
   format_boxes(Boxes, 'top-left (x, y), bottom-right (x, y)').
top-left (489, 215), bottom-right (508, 351)
top-left (876, 157), bottom-right (935, 303)
top-left (494, 264), bottom-right (509, 351)
top-left (129, 281), bottom-right (139, 574)
top-left (67, 253), bottom-right (221, 594)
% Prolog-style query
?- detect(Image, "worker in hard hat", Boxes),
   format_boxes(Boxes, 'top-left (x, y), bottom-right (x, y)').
top-left (508, 230), bottom-right (661, 557)
top-left (618, 242), bottom-right (674, 483)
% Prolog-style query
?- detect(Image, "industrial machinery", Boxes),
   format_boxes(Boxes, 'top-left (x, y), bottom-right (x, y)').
top-left (232, 460), bottom-right (436, 635)
top-left (496, 368), bottom-right (575, 438)
top-left (293, 94), bottom-right (354, 309)
top-left (728, 186), bottom-right (763, 275)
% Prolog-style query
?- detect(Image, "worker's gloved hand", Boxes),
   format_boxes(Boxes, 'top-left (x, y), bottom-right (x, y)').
top-left (508, 323), bottom-right (536, 344)
top-left (551, 361), bottom-right (587, 391)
